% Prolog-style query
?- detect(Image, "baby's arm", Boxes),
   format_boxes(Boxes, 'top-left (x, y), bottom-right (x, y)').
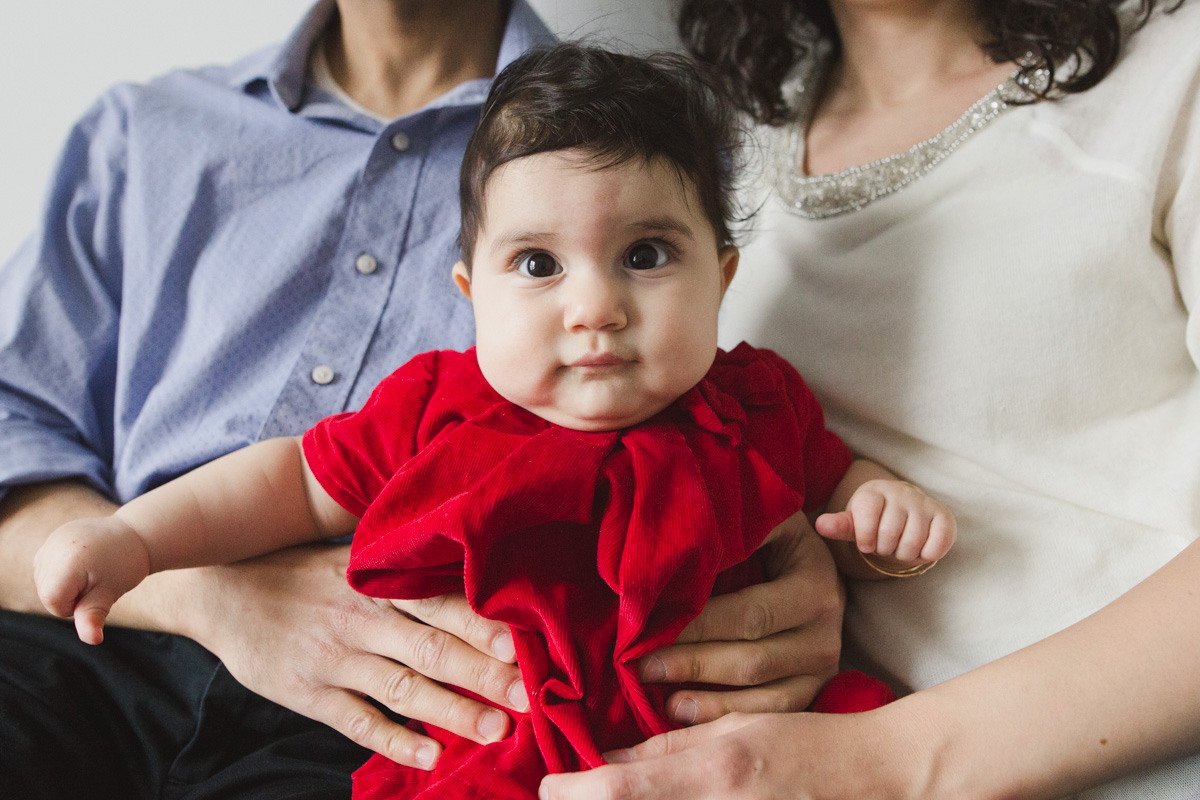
top-left (814, 460), bottom-right (956, 581)
top-left (33, 436), bottom-right (357, 644)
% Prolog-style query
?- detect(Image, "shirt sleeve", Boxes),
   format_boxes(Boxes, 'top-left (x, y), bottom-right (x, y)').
top-left (0, 92), bottom-right (129, 502)
top-left (302, 350), bottom-right (442, 518)
top-left (764, 349), bottom-right (853, 512)
top-left (1161, 64), bottom-right (1200, 371)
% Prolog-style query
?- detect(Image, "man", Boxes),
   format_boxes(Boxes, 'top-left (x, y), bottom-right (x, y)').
top-left (0, 1), bottom-right (845, 797)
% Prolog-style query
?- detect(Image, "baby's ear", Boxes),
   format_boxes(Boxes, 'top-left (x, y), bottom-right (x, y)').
top-left (719, 246), bottom-right (739, 294)
top-left (451, 261), bottom-right (472, 300)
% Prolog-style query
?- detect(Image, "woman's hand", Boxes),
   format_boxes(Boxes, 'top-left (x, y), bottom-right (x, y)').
top-left (638, 511), bottom-right (844, 724)
top-left (550, 537), bottom-right (1200, 800)
top-left (162, 542), bottom-right (528, 771)
top-left (538, 704), bottom-right (922, 800)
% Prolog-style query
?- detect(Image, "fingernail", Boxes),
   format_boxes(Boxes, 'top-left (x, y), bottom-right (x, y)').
top-left (477, 708), bottom-right (508, 741)
top-left (640, 654), bottom-right (667, 682)
top-left (508, 680), bottom-right (530, 712)
top-left (415, 742), bottom-right (439, 770)
top-left (671, 697), bottom-right (699, 725)
top-left (538, 783), bottom-right (551, 800)
top-left (604, 748), bottom-right (635, 763)
top-left (492, 630), bottom-right (516, 661)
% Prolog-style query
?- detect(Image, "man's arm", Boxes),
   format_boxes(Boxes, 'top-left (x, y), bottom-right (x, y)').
top-left (0, 479), bottom-right (527, 770)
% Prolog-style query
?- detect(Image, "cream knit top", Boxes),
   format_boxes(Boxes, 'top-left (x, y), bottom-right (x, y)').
top-left (720, 5), bottom-right (1200, 797)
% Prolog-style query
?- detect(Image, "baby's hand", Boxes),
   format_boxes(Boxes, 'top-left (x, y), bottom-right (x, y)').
top-left (815, 480), bottom-right (956, 565)
top-left (33, 516), bottom-right (151, 645)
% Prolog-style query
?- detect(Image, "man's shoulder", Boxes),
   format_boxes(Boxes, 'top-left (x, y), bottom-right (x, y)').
top-left (88, 41), bottom-right (279, 126)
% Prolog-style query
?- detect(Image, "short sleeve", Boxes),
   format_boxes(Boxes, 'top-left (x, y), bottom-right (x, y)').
top-left (0, 92), bottom-right (129, 502)
top-left (302, 351), bottom-right (442, 517)
top-left (761, 349), bottom-right (853, 511)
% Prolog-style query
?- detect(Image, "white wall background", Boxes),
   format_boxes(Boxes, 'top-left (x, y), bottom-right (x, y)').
top-left (0, 0), bottom-right (679, 263)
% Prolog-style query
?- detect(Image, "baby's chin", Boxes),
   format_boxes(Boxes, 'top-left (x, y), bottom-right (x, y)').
top-left (524, 398), bottom-right (672, 432)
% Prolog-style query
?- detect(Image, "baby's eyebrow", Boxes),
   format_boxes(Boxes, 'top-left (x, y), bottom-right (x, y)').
top-left (625, 217), bottom-right (695, 239)
top-left (489, 231), bottom-right (558, 252)
top-left (488, 217), bottom-right (695, 255)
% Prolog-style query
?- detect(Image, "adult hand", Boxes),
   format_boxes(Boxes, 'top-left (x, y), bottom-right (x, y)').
top-left (638, 511), bottom-right (844, 725)
top-left (168, 542), bottom-right (527, 770)
top-left (538, 705), bottom-right (919, 800)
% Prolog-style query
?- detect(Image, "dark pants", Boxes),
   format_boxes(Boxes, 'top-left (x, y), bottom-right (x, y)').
top-left (0, 609), bottom-right (370, 799)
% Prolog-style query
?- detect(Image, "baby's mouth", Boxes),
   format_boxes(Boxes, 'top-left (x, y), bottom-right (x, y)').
top-left (570, 353), bottom-right (628, 368)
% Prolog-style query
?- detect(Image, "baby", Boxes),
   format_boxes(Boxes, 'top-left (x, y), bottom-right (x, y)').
top-left (35, 45), bottom-right (955, 800)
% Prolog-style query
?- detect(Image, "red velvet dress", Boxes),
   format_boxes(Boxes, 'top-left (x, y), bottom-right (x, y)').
top-left (302, 344), bottom-right (894, 800)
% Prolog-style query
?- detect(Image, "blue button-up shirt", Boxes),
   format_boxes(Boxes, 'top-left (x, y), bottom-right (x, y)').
top-left (0, 0), bottom-right (554, 503)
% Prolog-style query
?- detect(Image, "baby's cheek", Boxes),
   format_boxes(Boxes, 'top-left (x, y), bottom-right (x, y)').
top-left (493, 356), bottom-right (558, 412)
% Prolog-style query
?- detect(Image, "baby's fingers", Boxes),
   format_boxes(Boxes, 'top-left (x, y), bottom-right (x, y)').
top-left (36, 577), bottom-right (85, 620)
top-left (862, 494), bottom-right (910, 557)
top-left (33, 549), bottom-right (88, 617)
top-left (920, 511), bottom-right (957, 562)
top-left (74, 603), bottom-right (110, 646)
top-left (844, 490), bottom-right (886, 554)
top-left (57, 577), bottom-right (119, 645)
top-left (893, 510), bottom-right (934, 563)
top-left (813, 511), bottom-right (855, 542)
top-left (33, 560), bottom-right (109, 645)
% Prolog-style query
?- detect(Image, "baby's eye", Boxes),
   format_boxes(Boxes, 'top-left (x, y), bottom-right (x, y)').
top-left (517, 252), bottom-right (562, 278)
top-left (624, 242), bottom-right (669, 271)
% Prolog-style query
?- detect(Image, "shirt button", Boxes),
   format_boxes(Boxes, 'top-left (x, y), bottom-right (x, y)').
top-left (390, 131), bottom-right (411, 152)
top-left (355, 253), bottom-right (378, 275)
top-left (311, 365), bottom-right (336, 385)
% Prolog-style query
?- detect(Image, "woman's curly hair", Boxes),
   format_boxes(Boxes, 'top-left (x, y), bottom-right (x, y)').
top-left (678, 0), bottom-right (1188, 125)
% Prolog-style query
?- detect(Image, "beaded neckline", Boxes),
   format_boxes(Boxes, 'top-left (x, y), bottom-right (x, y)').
top-left (771, 56), bottom-right (1048, 219)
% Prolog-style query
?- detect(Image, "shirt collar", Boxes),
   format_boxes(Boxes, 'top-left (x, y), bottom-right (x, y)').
top-left (228, 0), bottom-right (555, 113)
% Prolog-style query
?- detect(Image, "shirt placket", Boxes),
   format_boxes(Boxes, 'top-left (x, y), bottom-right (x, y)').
top-left (259, 118), bottom-right (426, 438)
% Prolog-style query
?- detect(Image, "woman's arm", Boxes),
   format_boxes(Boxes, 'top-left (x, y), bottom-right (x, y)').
top-left (541, 536), bottom-right (1200, 799)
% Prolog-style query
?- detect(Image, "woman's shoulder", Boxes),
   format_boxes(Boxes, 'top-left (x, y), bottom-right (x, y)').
top-left (1127, 1), bottom-right (1200, 47)
top-left (1027, 2), bottom-right (1200, 173)
top-left (1117, 1), bottom-right (1200, 80)
top-left (1069, 2), bottom-right (1200, 109)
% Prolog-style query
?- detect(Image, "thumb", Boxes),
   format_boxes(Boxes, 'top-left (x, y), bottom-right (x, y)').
top-left (814, 511), bottom-right (856, 542)
top-left (606, 712), bottom-right (759, 762)
top-left (73, 599), bottom-right (112, 646)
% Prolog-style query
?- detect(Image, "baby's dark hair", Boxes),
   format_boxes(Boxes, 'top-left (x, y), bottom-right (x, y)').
top-left (459, 43), bottom-right (741, 266)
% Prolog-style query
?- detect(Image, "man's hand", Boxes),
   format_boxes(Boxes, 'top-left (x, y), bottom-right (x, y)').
top-left (167, 542), bottom-right (528, 771)
top-left (638, 511), bottom-right (844, 725)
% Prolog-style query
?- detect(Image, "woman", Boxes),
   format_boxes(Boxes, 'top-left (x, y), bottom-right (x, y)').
top-left (540, 0), bottom-right (1200, 797)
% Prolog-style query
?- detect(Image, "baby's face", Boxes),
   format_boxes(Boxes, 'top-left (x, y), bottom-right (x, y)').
top-left (454, 150), bottom-right (737, 431)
